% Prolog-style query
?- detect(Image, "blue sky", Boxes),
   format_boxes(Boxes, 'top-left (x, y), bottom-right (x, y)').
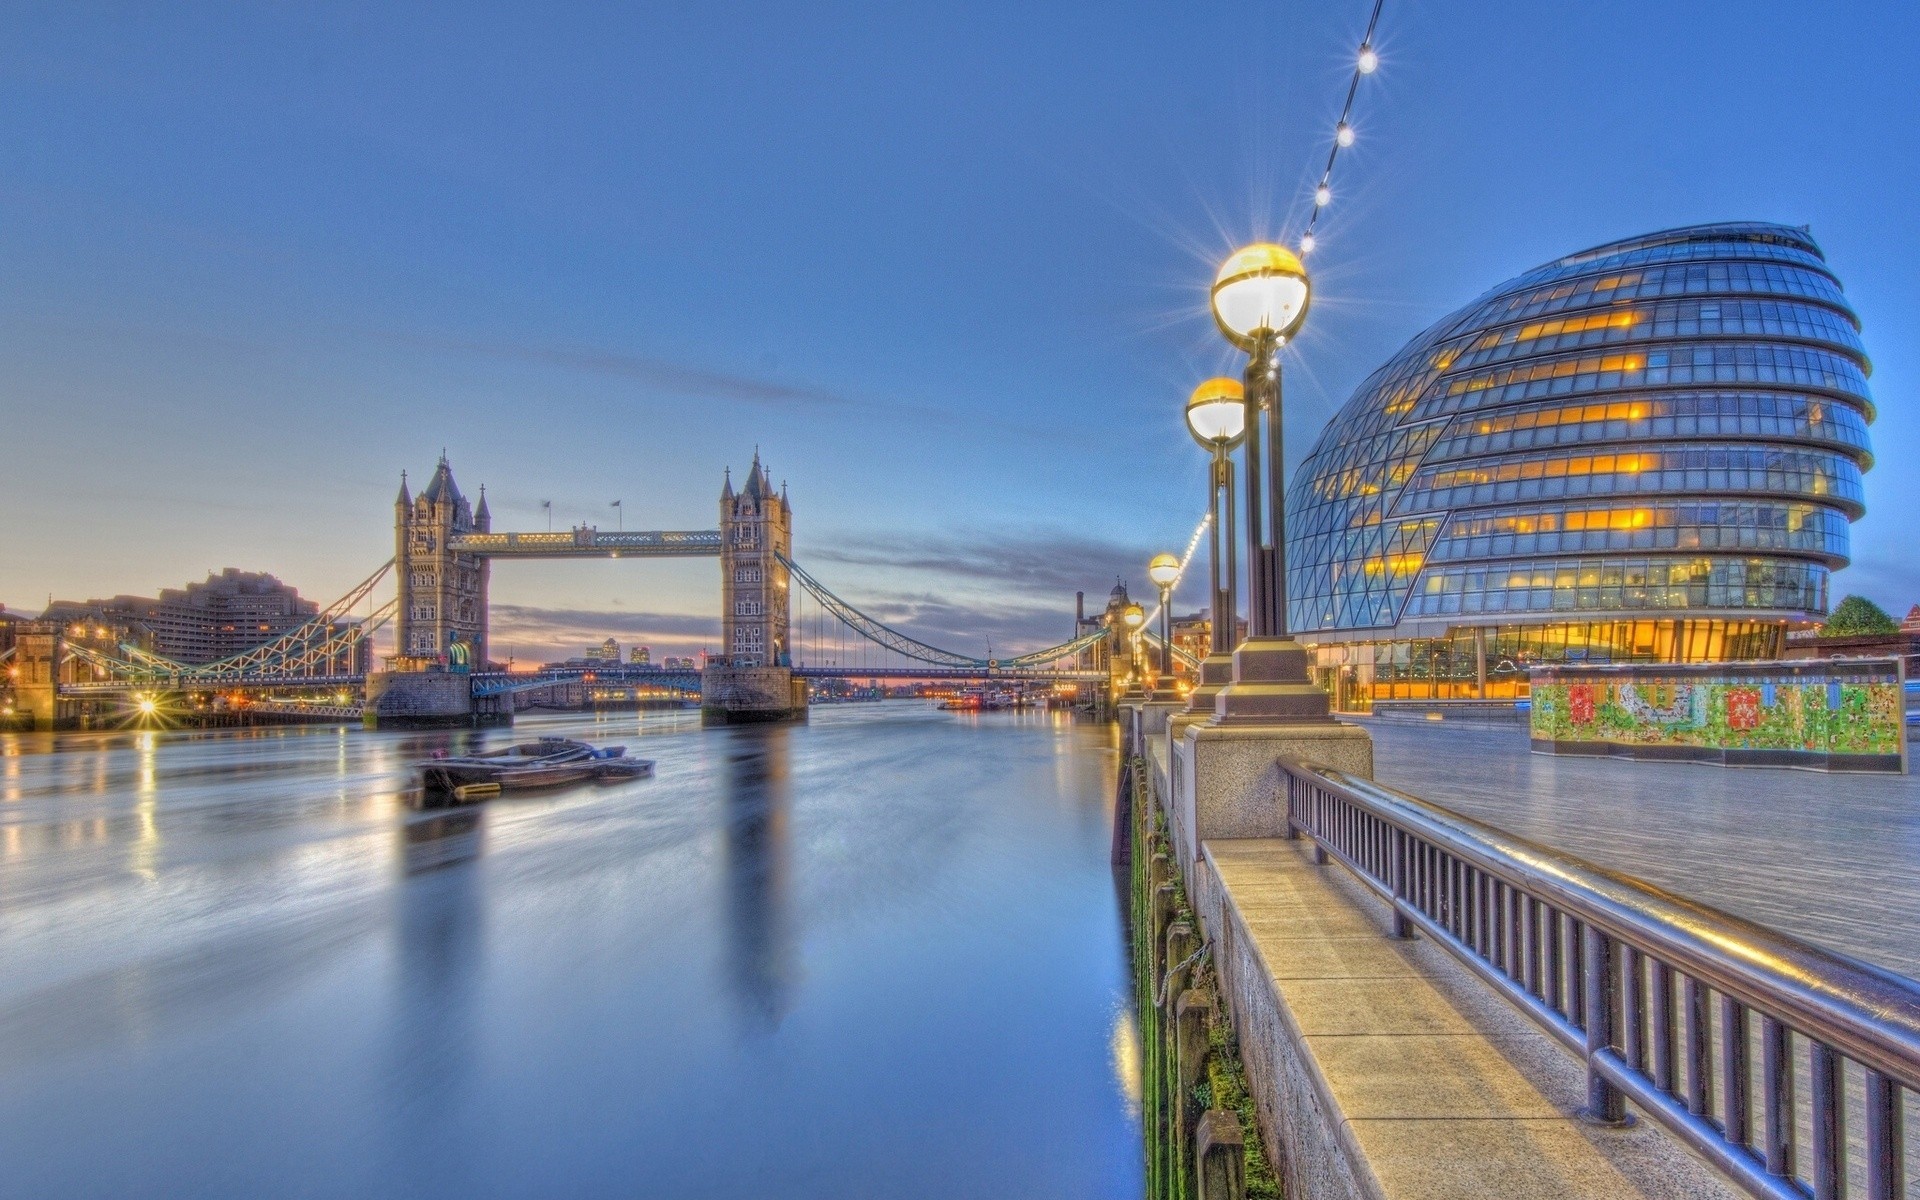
top-left (2, 2), bottom-right (1914, 659)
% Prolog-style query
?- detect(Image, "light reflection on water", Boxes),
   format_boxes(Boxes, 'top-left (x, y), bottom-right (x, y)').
top-left (0, 703), bottom-right (1142, 1199)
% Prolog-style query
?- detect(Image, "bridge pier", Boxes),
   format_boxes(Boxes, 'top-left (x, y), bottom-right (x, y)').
top-left (364, 669), bottom-right (506, 730)
top-left (700, 665), bottom-right (808, 726)
top-left (14, 622), bottom-right (63, 731)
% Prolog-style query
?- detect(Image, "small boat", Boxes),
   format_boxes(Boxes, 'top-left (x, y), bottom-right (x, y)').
top-left (420, 736), bottom-right (654, 794)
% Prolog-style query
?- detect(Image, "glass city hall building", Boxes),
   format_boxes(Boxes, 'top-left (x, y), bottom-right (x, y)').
top-left (1286, 222), bottom-right (1874, 711)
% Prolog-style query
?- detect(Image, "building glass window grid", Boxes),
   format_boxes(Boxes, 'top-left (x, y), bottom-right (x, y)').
top-left (1400, 556), bottom-right (1828, 618)
top-left (1425, 501), bottom-right (1851, 564)
top-left (1282, 222), bottom-right (1872, 644)
top-left (1395, 443), bottom-right (1864, 515)
top-left (1422, 392), bottom-right (1871, 462)
top-left (1452, 262), bottom-right (1852, 333)
top-left (1446, 297), bottom-right (1865, 372)
top-left (1409, 342), bottom-right (1871, 424)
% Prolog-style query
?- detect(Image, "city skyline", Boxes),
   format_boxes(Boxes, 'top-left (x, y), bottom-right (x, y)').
top-left (4, 2), bottom-right (1915, 662)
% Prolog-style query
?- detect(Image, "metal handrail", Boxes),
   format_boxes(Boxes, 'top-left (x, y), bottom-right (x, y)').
top-left (1281, 759), bottom-right (1918, 1200)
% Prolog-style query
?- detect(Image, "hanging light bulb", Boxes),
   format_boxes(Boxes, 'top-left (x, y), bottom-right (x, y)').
top-left (1336, 122), bottom-right (1355, 147)
top-left (1315, 184), bottom-right (1332, 207)
top-left (1300, 233), bottom-right (1317, 254)
top-left (1358, 44), bottom-right (1379, 74)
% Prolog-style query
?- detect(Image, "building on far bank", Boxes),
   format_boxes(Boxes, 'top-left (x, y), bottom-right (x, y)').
top-left (40, 569), bottom-right (367, 673)
top-left (1285, 222), bottom-right (1873, 711)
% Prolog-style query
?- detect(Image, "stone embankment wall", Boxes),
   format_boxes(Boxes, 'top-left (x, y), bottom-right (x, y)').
top-left (1126, 754), bottom-right (1275, 1200)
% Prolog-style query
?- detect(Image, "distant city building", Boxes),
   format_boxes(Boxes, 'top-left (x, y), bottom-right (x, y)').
top-left (1171, 611), bottom-right (1212, 667)
top-left (630, 645), bottom-right (650, 665)
top-left (39, 569), bottom-right (363, 669)
top-left (1286, 222), bottom-right (1873, 710)
top-left (584, 637), bottom-right (621, 663)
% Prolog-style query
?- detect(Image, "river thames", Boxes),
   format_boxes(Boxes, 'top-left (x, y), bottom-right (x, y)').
top-left (0, 703), bottom-right (1144, 1199)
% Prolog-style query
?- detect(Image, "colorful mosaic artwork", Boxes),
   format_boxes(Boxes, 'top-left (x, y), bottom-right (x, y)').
top-left (1531, 661), bottom-right (1906, 769)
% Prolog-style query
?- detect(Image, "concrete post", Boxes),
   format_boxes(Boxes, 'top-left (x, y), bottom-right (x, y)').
top-left (1152, 884), bottom-right (1178, 969)
top-left (1195, 1109), bottom-right (1245, 1200)
top-left (1163, 920), bottom-right (1200, 1006)
top-left (1175, 988), bottom-right (1214, 1163)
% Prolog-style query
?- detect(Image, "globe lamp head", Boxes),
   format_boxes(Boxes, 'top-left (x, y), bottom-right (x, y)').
top-left (1211, 243), bottom-right (1311, 349)
top-left (1147, 553), bottom-right (1180, 590)
top-left (1185, 377), bottom-right (1247, 449)
top-left (1122, 602), bottom-right (1146, 630)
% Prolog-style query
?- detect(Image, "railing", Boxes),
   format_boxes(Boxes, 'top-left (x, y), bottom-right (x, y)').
top-left (1281, 759), bottom-right (1920, 1200)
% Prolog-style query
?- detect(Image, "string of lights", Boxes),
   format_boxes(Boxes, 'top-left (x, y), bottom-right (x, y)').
top-left (1298, 0), bottom-right (1385, 255)
top-left (1144, 512), bottom-right (1212, 629)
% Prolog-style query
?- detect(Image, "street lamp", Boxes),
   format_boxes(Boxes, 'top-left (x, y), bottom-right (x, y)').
top-left (1185, 377), bottom-right (1246, 712)
top-left (1207, 242), bottom-right (1331, 725)
top-left (1121, 601), bottom-right (1146, 699)
top-left (1147, 553), bottom-right (1180, 695)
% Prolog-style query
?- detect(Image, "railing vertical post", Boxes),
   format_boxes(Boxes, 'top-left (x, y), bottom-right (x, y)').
top-left (1389, 828), bottom-right (1411, 939)
top-left (1684, 977), bottom-right (1712, 1118)
top-left (1810, 1041), bottom-right (1842, 1200)
top-left (1760, 1015), bottom-right (1792, 1179)
top-left (1721, 996), bottom-right (1750, 1151)
top-left (1864, 1068), bottom-right (1902, 1200)
top-left (1650, 961), bottom-right (1675, 1094)
top-left (1581, 923), bottom-right (1627, 1125)
top-left (1621, 946), bottom-right (1643, 1071)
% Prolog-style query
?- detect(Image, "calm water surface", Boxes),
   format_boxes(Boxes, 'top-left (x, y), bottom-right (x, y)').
top-left (0, 703), bottom-right (1143, 1198)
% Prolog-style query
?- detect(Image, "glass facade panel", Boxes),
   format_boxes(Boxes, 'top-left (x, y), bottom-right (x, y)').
top-left (1423, 392), bottom-right (1871, 462)
top-left (1396, 443), bottom-right (1864, 515)
top-left (1426, 501), bottom-right (1851, 563)
top-left (1285, 221), bottom-right (1873, 660)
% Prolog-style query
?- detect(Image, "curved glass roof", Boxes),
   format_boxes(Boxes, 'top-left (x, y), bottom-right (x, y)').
top-left (1286, 222), bottom-right (1873, 636)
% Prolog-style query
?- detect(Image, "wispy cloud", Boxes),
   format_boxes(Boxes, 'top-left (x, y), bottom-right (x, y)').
top-left (388, 332), bottom-right (860, 410)
top-left (809, 528), bottom-right (1155, 601)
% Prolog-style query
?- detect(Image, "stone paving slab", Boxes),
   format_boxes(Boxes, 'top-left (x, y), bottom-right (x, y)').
top-left (1203, 837), bottom-right (1742, 1200)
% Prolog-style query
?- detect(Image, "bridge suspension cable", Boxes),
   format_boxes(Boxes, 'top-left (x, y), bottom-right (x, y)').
top-left (70, 561), bottom-right (397, 684)
top-left (778, 552), bottom-right (1119, 671)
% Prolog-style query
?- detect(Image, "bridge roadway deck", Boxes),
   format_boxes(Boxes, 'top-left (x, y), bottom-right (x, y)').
top-left (1361, 718), bottom-right (1920, 981)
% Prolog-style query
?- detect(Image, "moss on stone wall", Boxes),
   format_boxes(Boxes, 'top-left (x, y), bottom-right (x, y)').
top-left (1126, 754), bottom-right (1280, 1200)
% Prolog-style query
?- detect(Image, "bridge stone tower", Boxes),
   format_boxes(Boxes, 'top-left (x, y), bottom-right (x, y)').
top-left (719, 452), bottom-right (792, 668)
top-left (394, 455), bottom-right (491, 668)
top-left (705, 454), bottom-right (805, 725)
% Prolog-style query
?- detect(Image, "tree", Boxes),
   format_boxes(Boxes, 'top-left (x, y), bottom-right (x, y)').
top-left (1821, 594), bottom-right (1898, 636)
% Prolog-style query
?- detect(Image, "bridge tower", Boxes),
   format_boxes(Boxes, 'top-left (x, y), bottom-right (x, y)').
top-left (705, 454), bottom-right (805, 725)
top-left (718, 452), bottom-right (792, 668)
top-left (394, 456), bottom-right (491, 667)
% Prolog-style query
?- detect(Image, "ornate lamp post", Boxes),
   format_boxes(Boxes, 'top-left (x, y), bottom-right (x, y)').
top-left (1121, 601), bottom-right (1146, 700)
top-left (1147, 553), bottom-right (1180, 695)
top-left (1207, 243), bottom-right (1333, 724)
top-left (1184, 377), bottom-right (1246, 712)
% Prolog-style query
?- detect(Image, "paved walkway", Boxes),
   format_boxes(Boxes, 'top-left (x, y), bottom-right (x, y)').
top-left (1362, 719), bottom-right (1920, 980)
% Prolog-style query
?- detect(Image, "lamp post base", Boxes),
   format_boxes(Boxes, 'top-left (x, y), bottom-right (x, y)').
top-left (1182, 652), bottom-right (1235, 714)
top-left (1211, 636), bottom-right (1335, 725)
top-left (1170, 652), bottom-right (1233, 746)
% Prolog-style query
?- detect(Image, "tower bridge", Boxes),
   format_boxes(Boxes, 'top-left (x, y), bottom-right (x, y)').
top-left (12, 450), bottom-right (1130, 729)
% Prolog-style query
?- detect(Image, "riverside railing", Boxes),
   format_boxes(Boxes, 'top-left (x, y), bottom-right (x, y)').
top-left (1281, 760), bottom-right (1919, 1200)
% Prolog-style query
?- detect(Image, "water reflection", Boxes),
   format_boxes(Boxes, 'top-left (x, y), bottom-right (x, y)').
top-left (721, 725), bottom-right (797, 1030)
top-left (390, 806), bottom-right (485, 1130)
top-left (0, 706), bottom-right (1141, 1198)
